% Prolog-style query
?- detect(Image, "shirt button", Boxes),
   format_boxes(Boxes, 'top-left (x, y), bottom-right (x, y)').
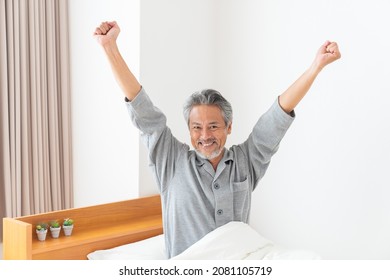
top-left (217, 209), bottom-right (223, 215)
top-left (214, 184), bottom-right (220, 190)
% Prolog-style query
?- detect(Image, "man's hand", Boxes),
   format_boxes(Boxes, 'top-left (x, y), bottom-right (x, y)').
top-left (278, 41), bottom-right (341, 113)
top-left (93, 20), bottom-right (141, 100)
top-left (93, 21), bottom-right (120, 47)
top-left (313, 40), bottom-right (341, 71)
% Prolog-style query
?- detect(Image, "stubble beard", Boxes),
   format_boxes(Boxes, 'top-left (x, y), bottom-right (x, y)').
top-left (195, 147), bottom-right (223, 161)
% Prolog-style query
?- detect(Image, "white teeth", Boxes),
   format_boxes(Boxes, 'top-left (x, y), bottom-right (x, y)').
top-left (198, 139), bottom-right (217, 147)
top-left (199, 142), bottom-right (214, 147)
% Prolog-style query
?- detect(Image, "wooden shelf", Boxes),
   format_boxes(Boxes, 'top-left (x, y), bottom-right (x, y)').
top-left (3, 195), bottom-right (163, 260)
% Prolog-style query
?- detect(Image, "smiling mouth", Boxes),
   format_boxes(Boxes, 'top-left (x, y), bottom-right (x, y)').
top-left (200, 142), bottom-right (214, 147)
top-left (198, 139), bottom-right (217, 148)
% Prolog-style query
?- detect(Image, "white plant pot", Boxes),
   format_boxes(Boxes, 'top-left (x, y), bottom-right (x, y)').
top-left (36, 229), bottom-right (48, 241)
top-left (63, 225), bottom-right (74, 236)
top-left (50, 226), bottom-right (61, 238)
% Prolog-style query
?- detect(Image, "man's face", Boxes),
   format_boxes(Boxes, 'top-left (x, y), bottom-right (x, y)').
top-left (189, 105), bottom-right (232, 166)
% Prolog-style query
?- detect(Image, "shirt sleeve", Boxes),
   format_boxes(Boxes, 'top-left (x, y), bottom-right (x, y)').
top-left (240, 97), bottom-right (295, 189)
top-left (125, 87), bottom-right (187, 192)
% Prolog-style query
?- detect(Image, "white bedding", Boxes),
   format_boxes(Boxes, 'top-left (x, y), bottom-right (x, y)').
top-left (87, 222), bottom-right (321, 260)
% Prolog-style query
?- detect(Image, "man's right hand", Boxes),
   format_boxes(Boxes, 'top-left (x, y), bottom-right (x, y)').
top-left (93, 21), bottom-right (120, 47)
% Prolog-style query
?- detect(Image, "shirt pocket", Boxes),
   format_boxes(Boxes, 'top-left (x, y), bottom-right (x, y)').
top-left (232, 177), bottom-right (249, 192)
top-left (232, 177), bottom-right (251, 221)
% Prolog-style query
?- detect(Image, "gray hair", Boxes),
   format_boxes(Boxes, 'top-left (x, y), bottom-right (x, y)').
top-left (183, 89), bottom-right (233, 127)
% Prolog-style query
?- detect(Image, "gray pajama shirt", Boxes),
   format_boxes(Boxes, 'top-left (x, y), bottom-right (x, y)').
top-left (126, 87), bottom-right (295, 258)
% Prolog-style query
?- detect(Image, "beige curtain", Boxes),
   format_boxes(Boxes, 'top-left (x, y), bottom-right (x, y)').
top-left (0, 0), bottom-right (73, 240)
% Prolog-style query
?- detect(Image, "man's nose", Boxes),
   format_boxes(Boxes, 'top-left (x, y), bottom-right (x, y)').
top-left (201, 127), bottom-right (212, 138)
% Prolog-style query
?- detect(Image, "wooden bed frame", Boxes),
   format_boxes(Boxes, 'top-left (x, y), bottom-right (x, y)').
top-left (2, 195), bottom-right (163, 260)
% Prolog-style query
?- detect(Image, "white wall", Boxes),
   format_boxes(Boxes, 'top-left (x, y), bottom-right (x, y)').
top-left (140, 0), bottom-right (390, 259)
top-left (139, 0), bottom-right (218, 196)
top-left (216, 0), bottom-right (390, 259)
top-left (69, 0), bottom-right (140, 207)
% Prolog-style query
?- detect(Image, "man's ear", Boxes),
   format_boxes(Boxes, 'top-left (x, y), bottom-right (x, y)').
top-left (227, 122), bottom-right (232, 134)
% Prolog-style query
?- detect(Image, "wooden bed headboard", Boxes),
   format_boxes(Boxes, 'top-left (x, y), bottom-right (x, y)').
top-left (2, 195), bottom-right (163, 260)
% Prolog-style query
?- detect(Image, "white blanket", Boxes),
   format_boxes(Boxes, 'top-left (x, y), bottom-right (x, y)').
top-left (87, 222), bottom-right (321, 260)
top-left (172, 222), bottom-right (321, 260)
top-left (172, 221), bottom-right (274, 260)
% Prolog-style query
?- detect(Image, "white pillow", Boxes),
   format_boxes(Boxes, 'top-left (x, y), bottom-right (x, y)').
top-left (87, 234), bottom-right (167, 260)
top-left (172, 221), bottom-right (274, 260)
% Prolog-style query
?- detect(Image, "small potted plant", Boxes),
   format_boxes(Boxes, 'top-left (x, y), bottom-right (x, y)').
top-left (49, 220), bottom-right (61, 238)
top-left (36, 222), bottom-right (49, 241)
top-left (62, 218), bottom-right (74, 236)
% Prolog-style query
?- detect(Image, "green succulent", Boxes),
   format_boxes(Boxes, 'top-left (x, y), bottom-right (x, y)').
top-left (63, 218), bottom-right (74, 226)
top-left (36, 222), bottom-right (48, 231)
top-left (50, 220), bottom-right (60, 228)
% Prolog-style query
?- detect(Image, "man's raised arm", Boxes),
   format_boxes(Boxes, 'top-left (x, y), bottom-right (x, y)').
top-left (93, 21), bottom-right (141, 101)
top-left (278, 41), bottom-right (341, 114)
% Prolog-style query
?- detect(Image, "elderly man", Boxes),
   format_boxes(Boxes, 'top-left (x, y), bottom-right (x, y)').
top-left (94, 21), bottom-right (341, 258)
